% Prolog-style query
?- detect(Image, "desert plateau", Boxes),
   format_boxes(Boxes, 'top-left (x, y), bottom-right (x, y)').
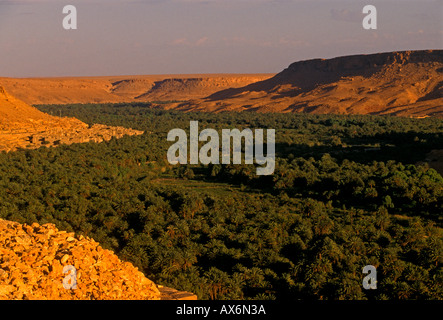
top-left (1, 50), bottom-right (441, 118)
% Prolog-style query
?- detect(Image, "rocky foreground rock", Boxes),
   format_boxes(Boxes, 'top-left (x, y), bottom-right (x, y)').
top-left (0, 219), bottom-right (196, 300)
top-left (0, 219), bottom-right (161, 300)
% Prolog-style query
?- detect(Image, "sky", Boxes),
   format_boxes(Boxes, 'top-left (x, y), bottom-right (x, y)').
top-left (0, 0), bottom-right (442, 77)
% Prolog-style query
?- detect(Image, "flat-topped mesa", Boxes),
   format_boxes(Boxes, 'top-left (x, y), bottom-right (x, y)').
top-left (256, 50), bottom-right (443, 92)
top-left (286, 50), bottom-right (441, 73)
top-left (180, 50), bottom-right (443, 117)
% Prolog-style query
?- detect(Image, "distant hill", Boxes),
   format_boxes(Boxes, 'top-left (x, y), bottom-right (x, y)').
top-left (0, 74), bottom-right (273, 105)
top-left (176, 50), bottom-right (443, 117)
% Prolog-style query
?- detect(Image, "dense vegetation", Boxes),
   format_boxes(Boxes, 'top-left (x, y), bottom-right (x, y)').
top-left (0, 102), bottom-right (441, 300)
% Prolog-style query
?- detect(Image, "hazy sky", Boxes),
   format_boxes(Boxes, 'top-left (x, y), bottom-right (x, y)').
top-left (0, 0), bottom-right (441, 77)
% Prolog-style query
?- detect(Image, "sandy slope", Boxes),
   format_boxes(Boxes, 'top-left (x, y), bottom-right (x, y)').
top-left (0, 86), bottom-right (84, 128)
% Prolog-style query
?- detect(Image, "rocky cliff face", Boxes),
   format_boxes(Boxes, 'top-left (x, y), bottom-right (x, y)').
top-left (176, 50), bottom-right (443, 117)
top-left (0, 87), bottom-right (144, 152)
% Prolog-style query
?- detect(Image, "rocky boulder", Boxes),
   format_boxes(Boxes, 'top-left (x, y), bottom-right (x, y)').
top-left (0, 219), bottom-right (161, 300)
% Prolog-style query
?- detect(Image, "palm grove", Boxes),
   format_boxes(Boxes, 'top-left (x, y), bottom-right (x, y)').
top-left (0, 103), bottom-right (441, 300)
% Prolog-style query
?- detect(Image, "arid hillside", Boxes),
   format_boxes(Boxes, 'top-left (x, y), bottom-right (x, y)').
top-left (0, 74), bottom-right (273, 105)
top-left (176, 50), bottom-right (443, 117)
top-left (0, 86), bottom-right (143, 152)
